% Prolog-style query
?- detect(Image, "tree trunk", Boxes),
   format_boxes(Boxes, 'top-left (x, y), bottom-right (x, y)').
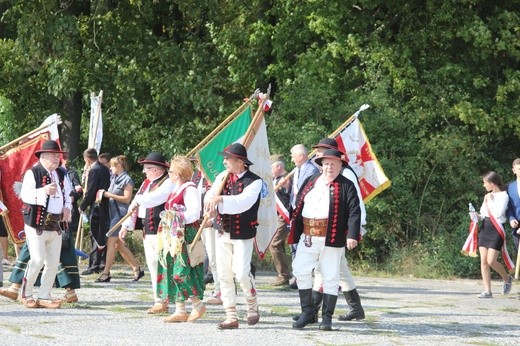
top-left (60, 91), bottom-right (82, 161)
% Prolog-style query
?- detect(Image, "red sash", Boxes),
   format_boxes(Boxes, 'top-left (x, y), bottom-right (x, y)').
top-left (485, 200), bottom-right (515, 272)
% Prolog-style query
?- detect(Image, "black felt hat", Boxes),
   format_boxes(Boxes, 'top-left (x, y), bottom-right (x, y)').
top-left (312, 138), bottom-right (338, 150)
top-left (137, 152), bottom-right (169, 168)
top-left (34, 140), bottom-right (67, 158)
top-left (314, 148), bottom-right (347, 167)
top-left (218, 143), bottom-right (253, 166)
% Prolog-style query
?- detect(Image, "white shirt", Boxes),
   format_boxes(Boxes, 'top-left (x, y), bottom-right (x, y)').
top-left (479, 191), bottom-right (509, 224)
top-left (20, 168), bottom-right (72, 214)
top-left (301, 175), bottom-right (330, 219)
top-left (205, 170), bottom-right (262, 215)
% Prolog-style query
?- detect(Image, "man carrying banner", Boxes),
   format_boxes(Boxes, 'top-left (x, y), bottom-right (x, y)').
top-left (269, 154), bottom-right (292, 286)
top-left (79, 148), bottom-right (111, 275)
top-left (204, 143), bottom-right (262, 330)
top-left (119, 152), bottom-right (174, 314)
top-left (289, 148), bottom-right (361, 331)
top-left (19, 140), bottom-right (72, 309)
top-left (310, 138), bottom-right (366, 321)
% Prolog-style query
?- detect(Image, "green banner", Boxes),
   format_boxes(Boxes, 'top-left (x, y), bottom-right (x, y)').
top-left (197, 105), bottom-right (252, 183)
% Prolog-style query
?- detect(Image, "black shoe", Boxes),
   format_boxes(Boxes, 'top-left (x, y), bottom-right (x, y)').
top-left (203, 274), bottom-right (214, 285)
top-left (95, 273), bottom-right (111, 283)
top-left (81, 267), bottom-right (100, 275)
top-left (133, 267), bottom-right (145, 282)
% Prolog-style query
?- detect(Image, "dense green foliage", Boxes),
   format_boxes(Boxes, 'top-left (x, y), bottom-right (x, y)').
top-left (1, 1), bottom-right (519, 278)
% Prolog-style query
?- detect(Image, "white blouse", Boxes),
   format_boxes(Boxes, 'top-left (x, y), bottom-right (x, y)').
top-left (479, 191), bottom-right (509, 224)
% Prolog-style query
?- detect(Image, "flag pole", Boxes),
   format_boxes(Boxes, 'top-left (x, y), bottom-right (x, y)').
top-left (274, 104), bottom-right (370, 191)
top-left (0, 118), bottom-right (60, 153)
top-left (515, 244), bottom-right (520, 279)
top-left (189, 88), bottom-right (270, 252)
top-left (185, 89), bottom-right (260, 157)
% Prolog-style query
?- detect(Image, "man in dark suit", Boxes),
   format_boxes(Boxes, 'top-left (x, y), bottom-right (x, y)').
top-left (79, 148), bottom-right (111, 275)
top-left (507, 158), bottom-right (520, 252)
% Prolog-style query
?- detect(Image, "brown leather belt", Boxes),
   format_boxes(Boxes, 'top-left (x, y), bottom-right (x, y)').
top-left (302, 217), bottom-right (328, 237)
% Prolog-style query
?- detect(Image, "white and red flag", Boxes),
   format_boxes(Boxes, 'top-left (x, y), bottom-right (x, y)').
top-left (461, 213), bottom-right (479, 257)
top-left (335, 116), bottom-right (391, 203)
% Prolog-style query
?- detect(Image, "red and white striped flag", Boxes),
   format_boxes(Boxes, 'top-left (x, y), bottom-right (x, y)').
top-left (461, 216), bottom-right (478, 257)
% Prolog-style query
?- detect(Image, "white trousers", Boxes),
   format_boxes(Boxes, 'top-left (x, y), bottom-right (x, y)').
top-left (22, 226), bottom-right (61, 299)
top-left (201, 227), bottom-right (220, 293)
top-left (215, 232), bottom-right (255, 308)
top-left (292, 236), bottom-right (344, 295)
top-left (313, 254), bottom-right (356, 292)
top-left (143, 234), bottom-right (161, 302)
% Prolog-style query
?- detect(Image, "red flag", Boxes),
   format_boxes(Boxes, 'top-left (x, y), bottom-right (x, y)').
top-left (0, 114), bottom-right (60, 243)
top-left (461, 218), bottom-right (478, 257)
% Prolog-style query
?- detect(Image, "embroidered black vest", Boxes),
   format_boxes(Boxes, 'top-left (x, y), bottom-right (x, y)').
top-left (22, 164), bottom-right (65, 229)
top-left (288, 173), bottom-right (361, 248)
top-left (218, 170), bottom-right (261, 240)
top-left (141, 174), bottom-right (167, 235)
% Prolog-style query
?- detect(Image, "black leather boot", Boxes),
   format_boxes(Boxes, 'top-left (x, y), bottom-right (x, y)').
top-left (292, 289), bottom-right (315, 329)
top-left (338, 289), bottom-right (365, 321)
top-left (292, 290), bottom-right (322, 323)
top-left (319, 293), bottom-right (338, 331)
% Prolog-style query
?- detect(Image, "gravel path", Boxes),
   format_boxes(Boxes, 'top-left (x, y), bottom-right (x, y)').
top-left (1, 265), bottom-right (519, 345)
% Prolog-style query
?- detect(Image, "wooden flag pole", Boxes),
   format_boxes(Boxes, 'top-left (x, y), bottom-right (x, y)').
top-left (186, 89), bottom-right (260, 158)
top-left (515, 243), bottom-right (520, 279)
top-left (190, 88), bottom-right (270, 252)
top-left (0, 117), bottom-right (60, 153)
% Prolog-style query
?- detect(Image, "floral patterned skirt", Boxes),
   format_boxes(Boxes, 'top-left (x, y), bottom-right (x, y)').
top-left (156, 226), bottom-right (205, 303)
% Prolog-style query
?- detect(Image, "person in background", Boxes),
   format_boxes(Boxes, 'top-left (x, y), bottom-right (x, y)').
top-left (95, 155), bottom-right (143, 283)
top-left (506, 158), bottom-right (520, 253)
top-left (79, 148), bottom-right (111, 276)
top-left (288, 144), bottom-right (319, 289)
top-left (0, 217), bottom-right (9, 265)
top-left (471, 171), bottom-right (513, 298)
top-left (269, 154), bottom-right (292, 286)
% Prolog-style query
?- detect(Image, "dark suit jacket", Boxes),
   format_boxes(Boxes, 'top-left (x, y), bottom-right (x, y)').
top-left (79, 161), bottom-right (111, 212)
top-left (506, 180), bottom-right (520, 238)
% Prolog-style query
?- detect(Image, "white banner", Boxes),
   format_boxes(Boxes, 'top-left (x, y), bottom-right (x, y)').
top-left (88, 91), bottom-right (103, 153)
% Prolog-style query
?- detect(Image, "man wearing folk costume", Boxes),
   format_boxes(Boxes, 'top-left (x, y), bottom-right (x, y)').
top-left (204, 143), bottom-right (262, 330)
top-left (289, 148), bottom-right (361, 331)
top-left (19, 140), bottom-right (72, 309)
top-left (119, 152), bottom-right (175, 314)
top-left (1, 164), bottom-right (81, 304)
top-left (309, 138), bottom-right (366, 322)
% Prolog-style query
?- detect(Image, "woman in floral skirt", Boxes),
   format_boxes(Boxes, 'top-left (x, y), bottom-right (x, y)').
top-left (157, 155), bottom-right (206, 322)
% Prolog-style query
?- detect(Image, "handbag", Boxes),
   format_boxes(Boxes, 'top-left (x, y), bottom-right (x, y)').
top-left (187, 240), bottom-right (205, 267)
top-left (61, 229), bottom-right (70, 249)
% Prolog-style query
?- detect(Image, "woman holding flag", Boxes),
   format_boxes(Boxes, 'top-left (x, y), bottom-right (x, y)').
top-left (471, 171), bottom-right (513, 298)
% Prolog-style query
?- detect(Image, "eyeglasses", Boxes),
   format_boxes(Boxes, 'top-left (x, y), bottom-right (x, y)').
top-left (168, 170), bottom-right (175, 175)
top-left (143, 166), bottom-right (156, 171)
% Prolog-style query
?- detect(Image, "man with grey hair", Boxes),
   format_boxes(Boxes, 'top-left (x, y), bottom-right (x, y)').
top-left (288, 144), bottom-right (319, 289)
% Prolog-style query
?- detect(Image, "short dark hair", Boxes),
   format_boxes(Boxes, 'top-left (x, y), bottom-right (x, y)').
top-left (99, 152), bottom-right (112, 163)
top-left (83, 148), bottom-right (98, 160)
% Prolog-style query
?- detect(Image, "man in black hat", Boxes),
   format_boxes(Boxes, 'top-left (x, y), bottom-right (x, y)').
top-left (204, 143), bottom-right (262, 330)
top-left (289, 148), bottom-right (361, 331)
top-left (79, 148), bottom-right (111, 275)
top-left (310, 138), bottom-right (367, 322)
top-left (18, 139), bottom-right (72, 309)
top-left (119, 152), bottom-right (174, 314)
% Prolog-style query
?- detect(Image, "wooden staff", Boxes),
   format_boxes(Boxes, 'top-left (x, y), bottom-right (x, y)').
top-left (0, 117), bottom-right (60, 153)
top-left (185, 89), bottom-right (260, 158)
top-left (105, 175), bottom-right (169, 237)
top-left (515, 241), bottom-right (520, 279)
top-left (190, 89), bottom-right (270, 252)
top-left (273, 104), bottom-right (370, 191)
